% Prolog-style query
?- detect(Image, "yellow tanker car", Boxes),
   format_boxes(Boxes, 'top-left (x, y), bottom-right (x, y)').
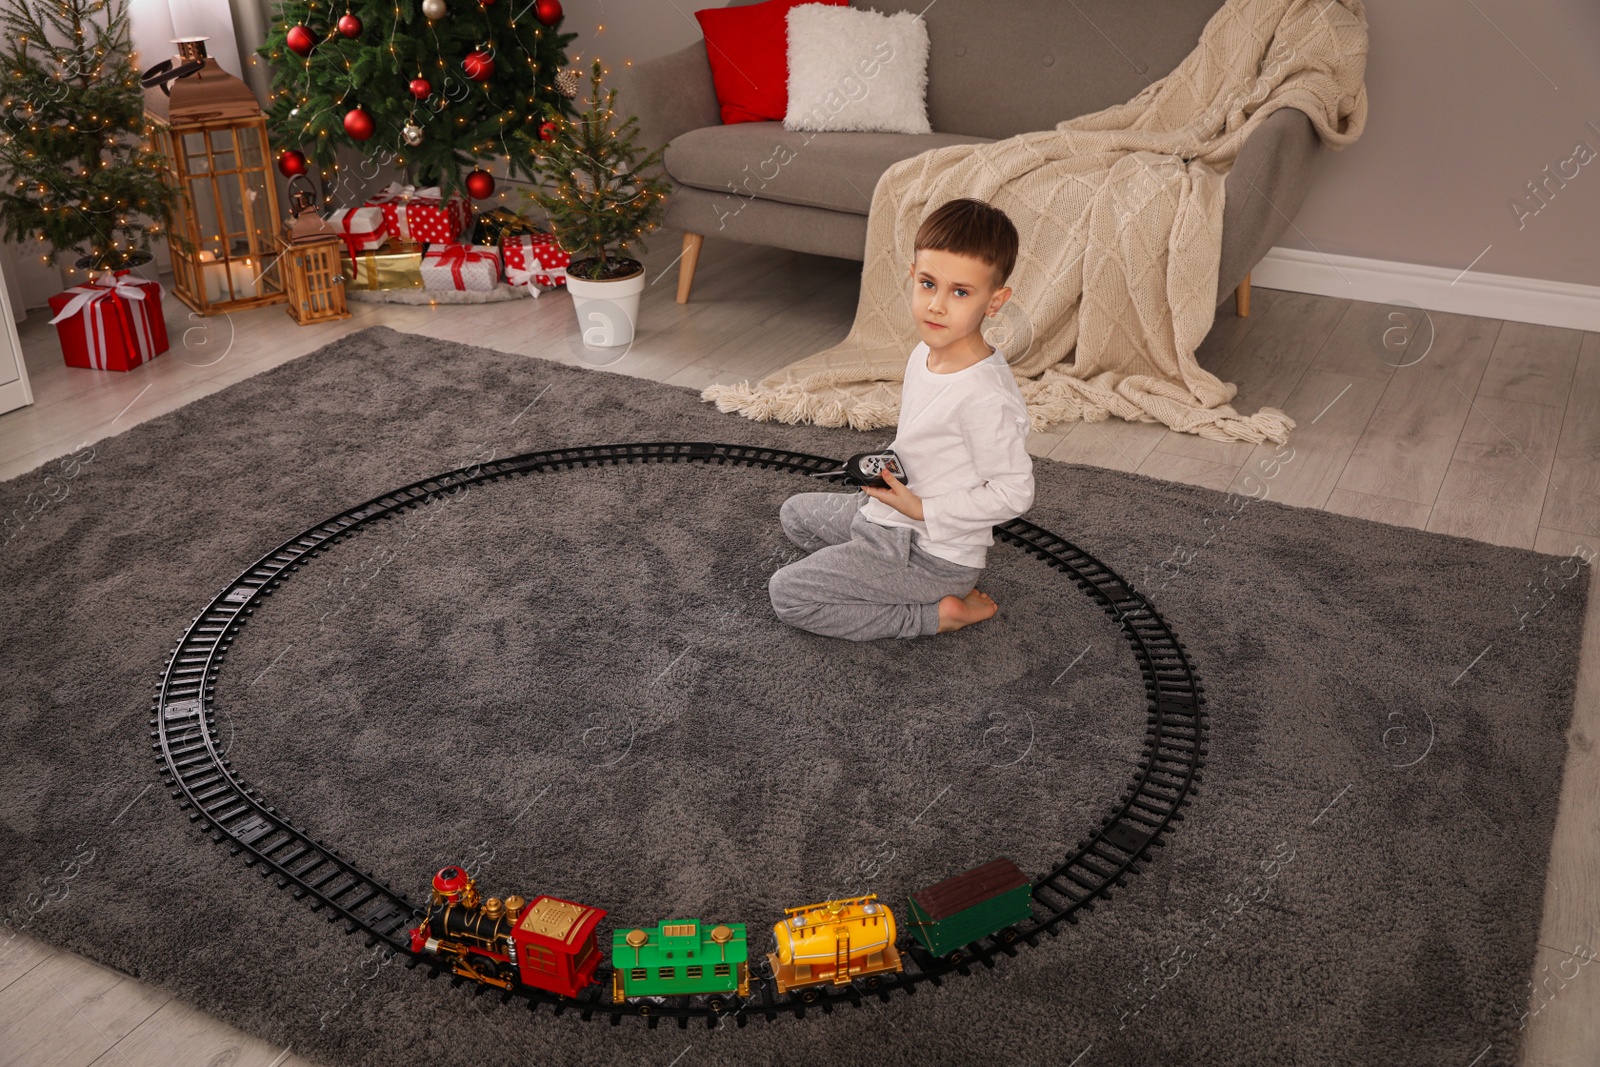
top-left (768, 894), bottom-right (904, 995)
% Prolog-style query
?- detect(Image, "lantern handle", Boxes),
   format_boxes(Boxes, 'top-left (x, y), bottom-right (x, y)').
top-left (285, 174), bottom-right (321, 217)
top-left (140, 57), bottom-right (206, 95)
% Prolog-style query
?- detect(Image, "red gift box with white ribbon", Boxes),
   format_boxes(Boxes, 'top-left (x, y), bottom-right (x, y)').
top-left (326, 206), bottom-right (388, 260)
top-left (419, 242), bottom-right (502, 292)
top-left (502, 233), bottom-right (569, 292)
top-left (363, 182), bottom-right (472, 244)
top-left (46, 271), bottom-right (169, 372)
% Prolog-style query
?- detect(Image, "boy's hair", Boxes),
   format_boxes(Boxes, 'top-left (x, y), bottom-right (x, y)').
top-left (913, 198), bottom-right (1019, 287)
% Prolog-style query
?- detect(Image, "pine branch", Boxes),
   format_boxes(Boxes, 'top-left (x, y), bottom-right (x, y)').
top-left (521, 59), bottom-right (670, 279)
top-left (259, 0), bottom-right (576, 201)
top-left (0, 0), bottom-right (176, 266)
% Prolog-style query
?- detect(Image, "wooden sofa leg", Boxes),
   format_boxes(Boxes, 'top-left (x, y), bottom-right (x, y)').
top-left (1235, 272), bottom-right (1251, 318)
top-left (676, 232), bottom-right (704, 304)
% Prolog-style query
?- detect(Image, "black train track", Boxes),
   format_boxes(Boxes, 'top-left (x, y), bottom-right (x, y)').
top-left (150, 441), bottom-right (1208, 1029)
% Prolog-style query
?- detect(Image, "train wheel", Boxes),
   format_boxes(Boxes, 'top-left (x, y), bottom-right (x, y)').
top-left (637, 1004), bottom-right (651, 1017)
top-left (1001, 928), bottom-right (1019, 944)
top-left (865, 976), bottom-right (882, 989)
top-left (708, 996), bottom-right (726, 1012)
top-left (800, 989), bottom-right (819, 1004)
top-left (946, 950), bottom-right (964, 964)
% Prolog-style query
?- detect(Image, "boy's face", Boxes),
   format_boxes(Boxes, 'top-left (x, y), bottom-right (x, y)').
top-left (908, 248), bottom-right (1012, 357)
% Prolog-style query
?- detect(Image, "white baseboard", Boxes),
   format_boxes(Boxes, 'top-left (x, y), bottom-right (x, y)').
top-left (1251, 247), bottom-right (1600, 333)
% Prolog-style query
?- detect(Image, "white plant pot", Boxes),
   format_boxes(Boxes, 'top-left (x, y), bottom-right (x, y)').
top-left (565, 266), bottom-right (646, 349)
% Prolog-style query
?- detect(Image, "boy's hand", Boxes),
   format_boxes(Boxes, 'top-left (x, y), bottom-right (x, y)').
top-left (861, 468), bottom-right (924, 521)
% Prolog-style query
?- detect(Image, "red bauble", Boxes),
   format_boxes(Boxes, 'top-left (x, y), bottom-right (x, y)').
top-left (464, 169), bottom-right (495, 200)
top-left (337, 13), bottom-right (362, 37)
top-left (463, 50), bottom-right (495, 81)
top-left (409, 77), bottom-right (431, 100)
top-left (538, 120), bottom-right (557, 141)
top-left (534, 0), bottom-right (562, 26)
top-left (285, 24), bottom-right (315, 57)
top-left (343, 106), bottom-right (375, 141)
top-left (276, 149), bottom-right (308, 177)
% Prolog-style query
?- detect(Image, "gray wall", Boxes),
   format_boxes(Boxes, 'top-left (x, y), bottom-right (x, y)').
top-left (17, 0), bottom-right (1586, 310)
top-left (564, 0), bottom-right (1600, 290)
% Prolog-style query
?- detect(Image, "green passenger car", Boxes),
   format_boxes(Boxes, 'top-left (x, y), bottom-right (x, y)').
top-left (906, 857), bottom-right (1033, 959)
top-left (610, 918), bottom-right (750, 1005)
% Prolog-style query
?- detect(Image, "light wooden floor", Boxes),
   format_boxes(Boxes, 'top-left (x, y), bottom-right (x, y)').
top-left (2, 233), bottom-right (1596, 1066)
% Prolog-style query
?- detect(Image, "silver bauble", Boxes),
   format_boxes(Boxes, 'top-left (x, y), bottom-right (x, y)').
top-left (402, 122), bottom-right (424, 146)
top-left (421, 0), bottom-right (446, 19)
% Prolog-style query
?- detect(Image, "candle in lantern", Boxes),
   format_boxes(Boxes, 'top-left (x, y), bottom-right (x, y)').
top-left (197, 253), bottom-right (260, 303)
top-left (232, 258), bottom-right (260, 300)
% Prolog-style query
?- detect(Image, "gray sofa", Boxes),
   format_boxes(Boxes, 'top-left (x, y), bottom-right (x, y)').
top-left (619, 0), bottom-right (1326, 316)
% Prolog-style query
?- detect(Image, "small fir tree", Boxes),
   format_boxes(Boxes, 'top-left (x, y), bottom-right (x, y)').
top-left (259, 0), bottom-right (577, 200)
top-left (0, 0), bottom-right (178, 271)
top-left (523, 59), bottom-right (670, 281)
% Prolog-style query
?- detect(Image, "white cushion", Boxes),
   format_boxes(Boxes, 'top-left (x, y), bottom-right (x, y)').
top-left (784, 5), bottom-right (931, 135)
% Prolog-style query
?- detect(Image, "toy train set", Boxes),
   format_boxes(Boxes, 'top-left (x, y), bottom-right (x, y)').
top-left (151, 441), bottom-right (1208, 1027)
top-left (409, 857), bottom-right (1034, 1010)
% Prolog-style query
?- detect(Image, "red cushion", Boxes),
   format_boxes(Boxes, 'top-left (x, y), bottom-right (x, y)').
top-left (695, 0), bottom-right (850, 125)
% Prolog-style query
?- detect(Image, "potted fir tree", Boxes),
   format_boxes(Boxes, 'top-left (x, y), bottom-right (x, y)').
top-left (0, 0), bottom-right (177, 276)
top-left (523, 59), bottom-right (670, 348)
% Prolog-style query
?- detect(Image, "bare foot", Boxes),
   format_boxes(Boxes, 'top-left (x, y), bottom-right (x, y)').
top-left (937, 588), bottom-right (998, 633)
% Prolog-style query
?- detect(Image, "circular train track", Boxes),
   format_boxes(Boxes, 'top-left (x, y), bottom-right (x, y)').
top-left (150, 442), bottom-right (1208, 1028)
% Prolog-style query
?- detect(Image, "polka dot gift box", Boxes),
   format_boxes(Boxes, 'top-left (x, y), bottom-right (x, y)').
top-left (502, 232), bottom-right (570, 291)
top-left (362, 182), bottom-right (473, 244)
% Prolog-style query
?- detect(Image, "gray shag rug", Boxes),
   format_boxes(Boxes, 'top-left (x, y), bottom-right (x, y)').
top-left (0, 325), bottom-right (1590, 1067)
top-left (346, 281), bottom-right (545, 304)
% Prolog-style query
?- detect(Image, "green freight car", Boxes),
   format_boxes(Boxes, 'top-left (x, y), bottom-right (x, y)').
top-left (906, 857), bottom-right (1033, 959)
top-left (611, 918), bottom-right (749, 1006)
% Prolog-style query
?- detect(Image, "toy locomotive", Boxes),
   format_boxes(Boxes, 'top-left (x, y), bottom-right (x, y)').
top-left (407, 865), bottom-right (607, 997)
top-left (407, 857), bottom-right (1032, 1008)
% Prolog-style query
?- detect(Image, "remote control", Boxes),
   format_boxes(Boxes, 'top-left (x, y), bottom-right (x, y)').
top-left (807, 449), bottom-right (906, 488)
top-left (845, 449), bottom-right (906, 488)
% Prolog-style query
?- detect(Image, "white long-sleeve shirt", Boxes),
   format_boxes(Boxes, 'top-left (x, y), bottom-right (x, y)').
top-left (860, 341), bottom-right (1035, 568)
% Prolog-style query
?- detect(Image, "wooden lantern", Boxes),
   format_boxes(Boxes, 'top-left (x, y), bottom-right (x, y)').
top-left (277, 235), bottom-right (349, 326)
top-left (143, 38), bottom-right (285, 316)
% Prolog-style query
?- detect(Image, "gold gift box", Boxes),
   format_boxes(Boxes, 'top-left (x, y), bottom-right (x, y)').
top-left (342, 240), bottom-right (426, 291)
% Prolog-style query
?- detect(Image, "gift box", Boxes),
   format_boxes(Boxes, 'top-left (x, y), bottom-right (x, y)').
top-left (342, 241), bottom-right (426, 291)
top-left (363, 182), bottom-right (472, 243)
top-left (502, 233), bottom-right (570, 291)
top-left (326, 206), bottom-right (388, 260)
top-left (47, 271), bottom-right (169, 371)
top-left (470, 208), bottom-right (539, 250)
top-left (420, 242), bottom-right (502, 292)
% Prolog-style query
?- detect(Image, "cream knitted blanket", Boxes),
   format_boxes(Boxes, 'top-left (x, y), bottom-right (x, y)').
top-left (701, 0), bottom-right (1369, 443)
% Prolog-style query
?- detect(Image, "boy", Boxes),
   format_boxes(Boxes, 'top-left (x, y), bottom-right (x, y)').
top-left (768, 197), bottom-right (1035, 641)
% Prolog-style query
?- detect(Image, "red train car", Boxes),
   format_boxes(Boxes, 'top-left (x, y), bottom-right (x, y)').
top-left (512, 894), bottom-right (607, 997)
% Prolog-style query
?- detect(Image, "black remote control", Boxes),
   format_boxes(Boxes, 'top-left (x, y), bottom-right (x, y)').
top-left (808, 449), bottom-right (906, 488)
top-left (846, 450), bottom-right (906, 488)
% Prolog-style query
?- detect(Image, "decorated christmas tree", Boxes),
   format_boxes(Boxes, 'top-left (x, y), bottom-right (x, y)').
top-left (0, 0), bottom-right (178, 271)
top-left (259, 0), bottom-right (578, 202)
top-left (523, 59), bottom-right (669, 281)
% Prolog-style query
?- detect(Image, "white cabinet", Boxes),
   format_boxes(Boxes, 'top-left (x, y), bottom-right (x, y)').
top-left (0, 258), bottom-right (35, 416)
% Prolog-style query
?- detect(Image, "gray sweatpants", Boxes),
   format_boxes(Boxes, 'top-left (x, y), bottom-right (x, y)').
top-left (768, 491), bottom-right (983, 641)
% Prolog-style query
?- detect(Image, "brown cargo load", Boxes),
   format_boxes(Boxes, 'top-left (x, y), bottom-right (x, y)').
top-left (910, 857), bottom-right (1029, 921)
